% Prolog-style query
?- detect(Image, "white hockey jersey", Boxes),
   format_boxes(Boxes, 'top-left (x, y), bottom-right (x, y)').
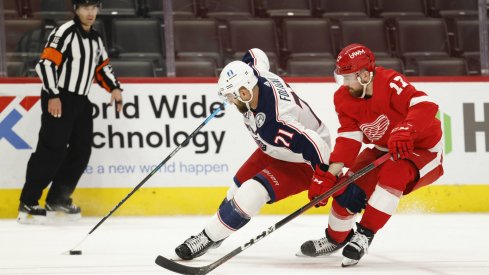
top-left (239, 63), bottom-right (331, 169)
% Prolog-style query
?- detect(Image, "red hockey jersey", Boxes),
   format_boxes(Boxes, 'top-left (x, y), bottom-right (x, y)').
top-left (330, 67), bottom-right (443, 167)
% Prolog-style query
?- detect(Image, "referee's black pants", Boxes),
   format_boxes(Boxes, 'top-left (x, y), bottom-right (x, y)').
top-left (20, 91), bottom-right (93, 206)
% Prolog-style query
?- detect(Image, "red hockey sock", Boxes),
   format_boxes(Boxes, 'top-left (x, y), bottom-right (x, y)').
top-left (327, 200), bottom-right (355, 243)
top-left (359, 205), bottom-right (391, 233)
top-left (327, 227), bottom-right (352, 244)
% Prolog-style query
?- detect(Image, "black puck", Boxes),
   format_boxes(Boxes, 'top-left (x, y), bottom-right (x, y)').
top-left (69, 250), bottom-right (82, 255)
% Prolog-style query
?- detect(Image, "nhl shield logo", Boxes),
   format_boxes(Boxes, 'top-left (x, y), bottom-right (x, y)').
top-left (255, 112), bottom-right (266, 128)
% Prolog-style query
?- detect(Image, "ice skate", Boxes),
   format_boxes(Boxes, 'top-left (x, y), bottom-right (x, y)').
top-left (297, 229), bottom-right (354, 257)
top-left (175, 230), bottom-right (221, 260)
top-left (17, 202), bottom-right (47, 224)
top-left (45, 199), bottom-right (81, 221)
top-left (342, 223), bottom-right (374, 267)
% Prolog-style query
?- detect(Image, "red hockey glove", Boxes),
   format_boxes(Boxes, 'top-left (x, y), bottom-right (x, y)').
top-left (308, 164), bottom-right (337, 207)
top-left (388, 123), bottom-right (416, 161)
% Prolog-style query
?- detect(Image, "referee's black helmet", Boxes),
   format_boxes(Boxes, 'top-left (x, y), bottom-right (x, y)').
top-left (72, 0), bottom-right (101, 9)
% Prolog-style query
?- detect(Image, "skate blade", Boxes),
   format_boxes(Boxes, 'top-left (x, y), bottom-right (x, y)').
top-left (17, 212), bottom-right (46, 225)
top-left (341, 257), bottom-right (359, 267)
top-left (295, 250), bottom-right (333, 258)
top-left (168, 252), bottom-right (184, 261)
top-left (47, 211), bottom-right (82, 221)
top-left (168, 252), bottom-right (213, 262)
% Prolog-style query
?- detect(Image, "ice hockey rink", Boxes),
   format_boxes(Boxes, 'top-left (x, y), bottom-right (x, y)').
top-left (1, 214), bottom-right (488, 275)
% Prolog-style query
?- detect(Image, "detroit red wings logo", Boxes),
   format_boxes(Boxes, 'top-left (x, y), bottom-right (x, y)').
top-left (359, 114), bottom-right (390, 142)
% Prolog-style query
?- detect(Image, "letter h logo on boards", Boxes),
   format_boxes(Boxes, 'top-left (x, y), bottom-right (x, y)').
top-left (0, 96), bottom-right (40, 149)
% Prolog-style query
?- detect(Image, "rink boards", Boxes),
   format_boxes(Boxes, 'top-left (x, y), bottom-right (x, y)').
top-left (1, 77), bottom-right (488, 217)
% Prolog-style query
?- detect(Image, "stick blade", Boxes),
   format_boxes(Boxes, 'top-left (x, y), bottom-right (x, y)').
top-left (155, 255), bottom-right (209, 275)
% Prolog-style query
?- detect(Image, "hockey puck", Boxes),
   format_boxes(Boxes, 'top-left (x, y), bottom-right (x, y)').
top-left (69, 250), bottom-right (82, 255)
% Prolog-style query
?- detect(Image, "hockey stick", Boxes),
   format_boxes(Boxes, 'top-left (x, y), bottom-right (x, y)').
top-left (154, 153), bottom-right (390, 274)
top-left (65, 102), bottom-right (227, 254)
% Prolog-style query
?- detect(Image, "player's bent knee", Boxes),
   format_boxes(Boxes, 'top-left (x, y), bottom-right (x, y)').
top-left (378, 160), bottom-right (417, 191)
top-left (226, 182), bottom-right (239, 201)
top-left (233, 179), bottom-right (271, 216)
top-left (331, 199), bottom-right (353, 217)
top-left (218, 180), bottom-right (271, 231)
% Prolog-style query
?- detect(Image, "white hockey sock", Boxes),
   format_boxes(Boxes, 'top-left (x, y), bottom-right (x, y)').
top-left (328, 208), bottom-right (356, 233)
top-left (205, 180), bottom-right (270, 241)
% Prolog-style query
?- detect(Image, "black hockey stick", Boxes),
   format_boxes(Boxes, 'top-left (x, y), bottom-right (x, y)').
top-left (65, 102), bottom-right (227, 254)
top-left (154, 153), bottom-right (391, 274)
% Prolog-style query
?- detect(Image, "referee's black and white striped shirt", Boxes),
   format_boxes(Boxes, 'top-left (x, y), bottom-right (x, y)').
top-left (36, 16), bottom-right (121, 98)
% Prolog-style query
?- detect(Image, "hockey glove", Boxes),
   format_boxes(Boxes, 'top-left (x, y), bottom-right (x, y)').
top-left (308, 164), bottom-right (337, 207)
top-left (335, 183), bottom-right (367, 214)
top-left (388, 122), bottom-right (416, 161)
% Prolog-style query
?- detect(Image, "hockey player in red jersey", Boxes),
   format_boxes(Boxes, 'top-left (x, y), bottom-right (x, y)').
top-left (299, 44), bottom-right (444, 267)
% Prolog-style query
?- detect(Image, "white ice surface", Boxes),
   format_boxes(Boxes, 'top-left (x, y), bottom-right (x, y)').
top-left (1, 214), bottom-right (488, 275)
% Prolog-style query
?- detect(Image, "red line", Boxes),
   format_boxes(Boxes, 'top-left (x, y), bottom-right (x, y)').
top-left (283, 76), bottom-right (489, 83)
top-left (0, 77), bottom-right (218, 84)
top-left (0, 76), bottom-right (488, 84)
top-left (0, 78), bottom-right (41, 83)
top-left (406, 76), bottom-right (489, 82)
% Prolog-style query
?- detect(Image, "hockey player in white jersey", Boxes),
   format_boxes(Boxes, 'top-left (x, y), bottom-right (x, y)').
top-left (174, 50), bottom-right (333, 260)
top-left (241, 48), bottom-right (272, 74)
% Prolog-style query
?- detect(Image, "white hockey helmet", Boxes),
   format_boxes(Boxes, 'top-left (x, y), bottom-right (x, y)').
top-left (218, 61), bottom-right (258, 102)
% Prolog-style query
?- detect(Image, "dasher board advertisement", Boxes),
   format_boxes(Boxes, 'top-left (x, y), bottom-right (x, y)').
top-left (1, 80), bottom-right (489, 189)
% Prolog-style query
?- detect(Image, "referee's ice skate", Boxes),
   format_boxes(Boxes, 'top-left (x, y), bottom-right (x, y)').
top-left (45, 199), bottom-right (82, 220)
top-left (17, 202), bottom-right (47, 224)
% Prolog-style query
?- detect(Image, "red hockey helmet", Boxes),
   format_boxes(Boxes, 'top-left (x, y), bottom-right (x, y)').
top-left (335, 44), bottom-right (375, 75)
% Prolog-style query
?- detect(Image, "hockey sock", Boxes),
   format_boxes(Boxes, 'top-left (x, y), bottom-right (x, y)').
top-left (205, 180), bottom-right (270, 241)
top-left (360, 185), bottom-right (401, 233)
top-left (327, 200), bottom-right (356, 243)
top-left (219, 198), bottom-right (251, 230)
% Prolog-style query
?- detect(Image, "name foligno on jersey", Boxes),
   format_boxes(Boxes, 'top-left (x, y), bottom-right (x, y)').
top-left (267, 77), bottom-right (291, 102)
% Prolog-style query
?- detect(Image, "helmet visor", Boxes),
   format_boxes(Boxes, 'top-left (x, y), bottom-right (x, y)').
top-left (218, 87), bottom-right (239, 104)
top-left (223, 93), bottom-right (238, 104)
top-left (334, 70), bottom-right (358, 86)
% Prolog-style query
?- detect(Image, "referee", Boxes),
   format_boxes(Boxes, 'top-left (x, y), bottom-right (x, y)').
top-left (18, 0), bottom-right (123, 223)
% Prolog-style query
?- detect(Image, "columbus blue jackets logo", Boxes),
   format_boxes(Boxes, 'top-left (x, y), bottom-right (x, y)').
top-left (255, 112), bottom-right (266, 128)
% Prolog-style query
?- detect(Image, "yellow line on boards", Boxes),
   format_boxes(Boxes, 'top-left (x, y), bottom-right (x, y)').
top-left (1, 185), bottom-right (488, 218)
